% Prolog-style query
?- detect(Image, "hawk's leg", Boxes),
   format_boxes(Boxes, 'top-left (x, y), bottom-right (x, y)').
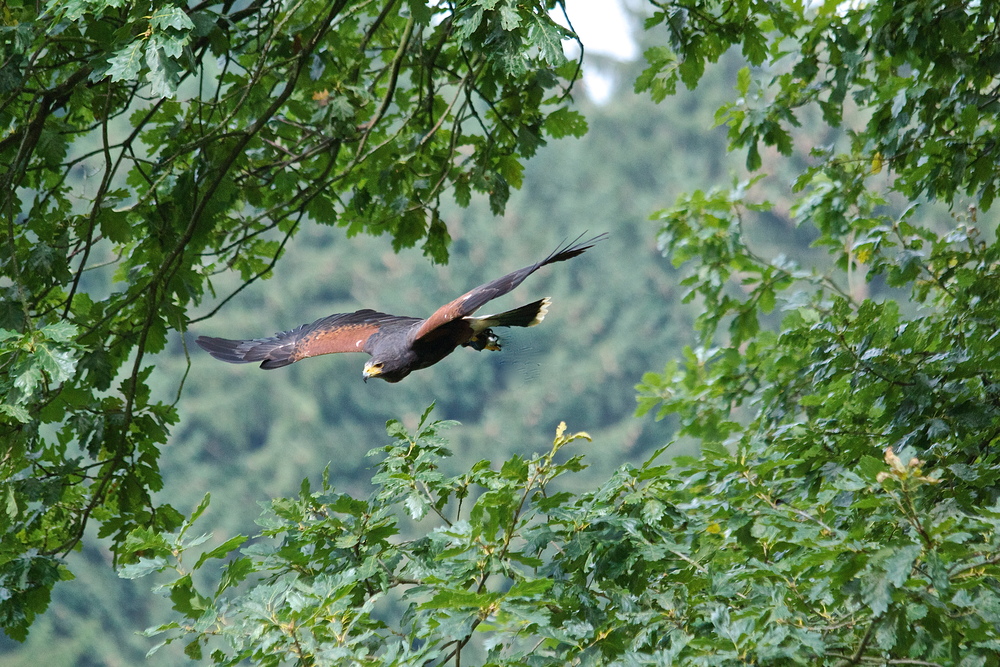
top-left (463, 328), bottom-right (502, 351)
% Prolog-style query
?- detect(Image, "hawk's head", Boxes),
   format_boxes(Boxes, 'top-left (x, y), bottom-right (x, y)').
top-left (362, 358), bottom-right (411, 383)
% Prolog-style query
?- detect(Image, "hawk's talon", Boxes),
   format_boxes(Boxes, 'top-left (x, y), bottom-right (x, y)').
top-left (464, 328), bottom-right (501, 352)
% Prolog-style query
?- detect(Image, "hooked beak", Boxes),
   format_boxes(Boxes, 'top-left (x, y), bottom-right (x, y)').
top-left (363, 361), bottom-right (381, 383)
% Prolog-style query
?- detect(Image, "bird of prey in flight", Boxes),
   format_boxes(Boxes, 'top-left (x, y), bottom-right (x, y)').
top-left (195, 233), bottom-right (606, 383)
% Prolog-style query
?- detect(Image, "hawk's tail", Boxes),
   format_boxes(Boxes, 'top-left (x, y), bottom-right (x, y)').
top-left (471, 297), bottom-right (551, 329)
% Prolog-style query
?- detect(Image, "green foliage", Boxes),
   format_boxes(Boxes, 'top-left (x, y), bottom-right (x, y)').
top-left (640, 0), bottom-right (1000, 206)
top-left (126, 410), bottom-right (1000, 665)
top-left (7, 0), bottom-right (1000, 662)
top-left (0, 0), bottom-right (583, 639)
top-left (5, 71), bottom-right (713, 657)
top-left (123, 408), bottom-right (595, 664)
top-left (634, 198), bottom-right (1000, 663)
top-left (630, 0), bottom-right (1000, 663)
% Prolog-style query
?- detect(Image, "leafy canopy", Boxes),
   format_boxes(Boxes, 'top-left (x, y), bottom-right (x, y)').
top-left (123, 2), bottom-right (1000, 656)
top-left (128, 408), bottom-right (1000, 665)
top-left (0, 0), bottom-right (584, 639)
top-left (126, 0), bottom-right (1000, 662)
top-left (5, 0), bottom-right (1000, 663)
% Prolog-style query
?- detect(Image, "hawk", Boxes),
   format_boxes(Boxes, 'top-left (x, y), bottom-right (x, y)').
top-left (195, 233), bottom-right (606, 382)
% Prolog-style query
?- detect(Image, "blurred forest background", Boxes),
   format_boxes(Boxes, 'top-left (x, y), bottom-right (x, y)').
top-left (1, 7), bottom-right (738, 664)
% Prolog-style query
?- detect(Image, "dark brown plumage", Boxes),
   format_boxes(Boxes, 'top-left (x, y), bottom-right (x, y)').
top-left (195, 233), bottom-right (606, 382)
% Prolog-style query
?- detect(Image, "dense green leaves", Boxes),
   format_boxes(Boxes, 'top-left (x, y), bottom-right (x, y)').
top-left (0, 0), bottom-right (583, 640)
top-left (630, 0), bottom-right (1000, 663)
top-left (682, 1), bottom-right (998, 207)
top-left (123, 412), bottom-right (595, 664)
top-left (6, 0), bottom-right (1000, 662)
top-left (126, 411), bottom-right (1000, 665)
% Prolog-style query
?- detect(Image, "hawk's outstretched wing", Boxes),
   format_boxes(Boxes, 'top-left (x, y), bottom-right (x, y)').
top-left (196, 309), bottom-right (406, 369)
top-left (413, 233), bottom-right (608, 341)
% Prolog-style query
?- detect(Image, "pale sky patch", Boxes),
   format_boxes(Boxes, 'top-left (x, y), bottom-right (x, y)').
top-left (558, 0), bottom-right (639, 103)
